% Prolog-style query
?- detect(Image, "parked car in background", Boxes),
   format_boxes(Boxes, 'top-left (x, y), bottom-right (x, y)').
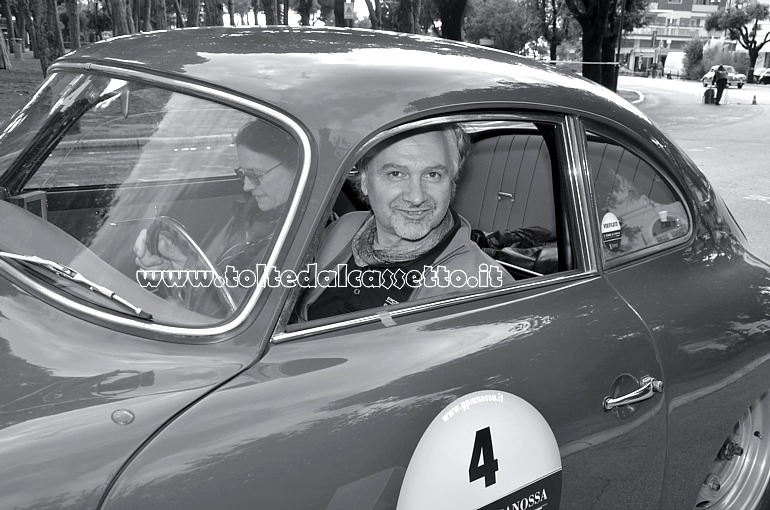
top-left (702, 64), bottom-right (745, 88)
top-left (757, 67), bottom-right (770, 84)
top-left (2, 27), bottom-right (770, 510)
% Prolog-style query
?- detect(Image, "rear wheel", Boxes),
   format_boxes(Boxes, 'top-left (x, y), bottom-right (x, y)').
top-left (695, 392), bottom-right (770, 509)
top-left (738, 83), bottom-right (745, 89)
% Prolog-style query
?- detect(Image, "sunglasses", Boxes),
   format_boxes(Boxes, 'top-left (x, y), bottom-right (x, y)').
top-left (234, 161), bottom-right (282, 185)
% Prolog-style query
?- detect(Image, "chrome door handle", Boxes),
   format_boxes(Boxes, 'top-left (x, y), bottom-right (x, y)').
top-left (603, 376), bottom-right (664, 411)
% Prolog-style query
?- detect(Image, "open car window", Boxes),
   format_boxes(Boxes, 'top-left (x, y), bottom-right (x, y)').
top-left (284, 117), bottom-right (581, 333)
top-left (0, 72), bottom-right (302, 328)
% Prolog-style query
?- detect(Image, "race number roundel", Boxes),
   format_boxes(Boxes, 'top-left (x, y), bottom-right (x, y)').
top-left (397, 391), bottom-right (561, 510)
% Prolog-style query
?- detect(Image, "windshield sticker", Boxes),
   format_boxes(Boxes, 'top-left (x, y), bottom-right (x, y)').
top-left (601, 212), bottom-right (622, 252)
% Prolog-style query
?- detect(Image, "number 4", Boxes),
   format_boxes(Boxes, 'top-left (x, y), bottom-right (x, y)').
top-left (469, 427), bottom-right (499, 487)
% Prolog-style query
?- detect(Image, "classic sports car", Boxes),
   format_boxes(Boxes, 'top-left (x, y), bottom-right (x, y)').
top-left (2, 27), bottom-right (770, 510)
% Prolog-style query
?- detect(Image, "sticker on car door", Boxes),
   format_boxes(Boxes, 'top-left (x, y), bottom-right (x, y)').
top-left (397, 390), bottom-right (561, 510)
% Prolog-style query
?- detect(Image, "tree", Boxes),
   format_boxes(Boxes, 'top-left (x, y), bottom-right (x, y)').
top-left (528, 0), bottom-right (573, 61)
top-left (465, 0), bottom-right (531, 53)
top-left (433, 0), bottom-right (466, 40)
top-left (705, 0), bottom-right (770, 83)
top-left (109, 0), bottom-right (131, 34)
top-left (682, 38), bottom-right (705, 79)
top-left (65, 0), bottom-right (81, 48)
top-left (28, 0), bottom-right (65, 73)
top-left (186, 0), bottom-right (201, 26)
top-left (203, 0), bottom-right (224, 24)
top-left (2, 0), bottom-right (17, 54)
top-left (564, 0), bottom-right (645, 88)
top-left (262, 0), bottom-right (276, 24)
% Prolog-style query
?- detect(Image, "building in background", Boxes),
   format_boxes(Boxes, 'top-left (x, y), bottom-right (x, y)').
top-left (621, 0), bottom-right (770, 73)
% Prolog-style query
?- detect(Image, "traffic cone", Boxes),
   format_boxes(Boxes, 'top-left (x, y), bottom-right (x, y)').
top-left (753, 95), bottom-right (757, 105)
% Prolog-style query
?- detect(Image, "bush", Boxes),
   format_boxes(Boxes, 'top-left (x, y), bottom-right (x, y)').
top-left (702, 41), bottom-right (750, 75)
top-left (683, 38), bottom-right (706, 80)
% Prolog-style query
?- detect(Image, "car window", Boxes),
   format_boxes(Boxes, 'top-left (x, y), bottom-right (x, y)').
top-left (287, 117), bottom-right (579, 328)
top-left (585, 130), bottom-right (689, 263)
top-left (0, 72), bottom-right (303, 327)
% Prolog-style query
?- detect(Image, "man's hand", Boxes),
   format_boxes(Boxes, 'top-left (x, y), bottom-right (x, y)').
top-left (134, 228), bottom-right (187, 272)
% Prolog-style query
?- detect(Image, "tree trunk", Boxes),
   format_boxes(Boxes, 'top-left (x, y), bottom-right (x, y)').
top-left (600, 31), bottom-right (617, 88)
top-left (227, 0), bottom-right (235, 25)
top-left (436, 0), bottom-right (466, 40)
top-left (127, 0), bottom-right (137, 32)
top-left (2, 0), bottom-right (17, 52)
top-left (187, 0), bottom-right (201, 26)
top-left (0, 30), bottom-right (11, 69)
top-left (65, 0), bottom-right (81, 49)
top-left (203, 0), bottom-right (223, 25)
top-left (172, 0), bottom-right (186, 27)
top-left (334, 0), bottom-right (344, 26)
top-left (261, 0), bottom-right (275, 24)
top-left (142, 0), bottom-right (152, 31)
top-left (110, 0), bottom-right (131, 34)
top-left (16, 0), bottom-right (36, 58)
top-left (251, 0), bottom-right (259, 24)
top-left (28, 0), bottom-right (65, 74)
top-left (152, 0), bottom-right (167, 28)
top-left (364, 0), bottom-right (381, 29)
top-left (297, 0), bottom-right (311, 25)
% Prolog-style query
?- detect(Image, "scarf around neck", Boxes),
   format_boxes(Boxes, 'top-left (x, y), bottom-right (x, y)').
top-left (351, 211), bottom-right (455, 266)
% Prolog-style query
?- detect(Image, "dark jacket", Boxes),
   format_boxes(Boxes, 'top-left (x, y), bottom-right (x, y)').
top-left (295, 210), bottom-right (514, 320)
top-left (712, 68), bottom-right (729, 86)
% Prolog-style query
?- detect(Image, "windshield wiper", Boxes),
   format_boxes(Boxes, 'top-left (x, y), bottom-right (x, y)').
top-left (0, 250), bottom-right (152, 320)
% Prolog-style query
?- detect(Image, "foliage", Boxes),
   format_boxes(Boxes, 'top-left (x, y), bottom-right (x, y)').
top-left (563, 0), bottom-right (646, 88)
top-left (464, 0), bottom-right (531, 53)
top-left (702, 40), bottom-right (750, 75)
top-left (705, 0), bottom-right (770, 80)
top-left (682, 38), bottom-right (705, 80)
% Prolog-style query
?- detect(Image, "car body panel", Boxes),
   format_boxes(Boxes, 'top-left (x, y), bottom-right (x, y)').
top-left (701, 65), bottom-right (745, 88)
top-left (100, 278), bottom-right (666, 510)
top-left (0, 272), bottom-right (260, 509)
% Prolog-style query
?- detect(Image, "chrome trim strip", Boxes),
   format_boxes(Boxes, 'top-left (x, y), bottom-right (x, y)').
top-left (563, 116), bottom-right (597, 274)
top-left (11, 63), bottom-right (312, 338)
top-left (272, 274), bottom-right (594, 343)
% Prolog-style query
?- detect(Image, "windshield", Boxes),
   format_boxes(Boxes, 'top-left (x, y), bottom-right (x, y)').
top-left (0, 72), bottom-right (302, 327)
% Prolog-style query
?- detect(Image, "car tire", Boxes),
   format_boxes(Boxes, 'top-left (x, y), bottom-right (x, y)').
top-left (738, 83), bottom-right (744, 89)
top-left (703, 81), bottom-right (708, 87)
top-left (695, 391), bottom-right (770, 510)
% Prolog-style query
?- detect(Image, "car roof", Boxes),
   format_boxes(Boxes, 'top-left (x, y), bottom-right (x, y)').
top-left (55, 27), bottom-right (651, 143)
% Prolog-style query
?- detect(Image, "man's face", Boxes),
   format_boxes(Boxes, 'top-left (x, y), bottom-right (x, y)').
top-left (360, 131), bottom-right (455, 248)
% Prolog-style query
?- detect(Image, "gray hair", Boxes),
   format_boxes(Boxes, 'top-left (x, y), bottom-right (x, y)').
top-left (350, 124), bottom-right (471, 202)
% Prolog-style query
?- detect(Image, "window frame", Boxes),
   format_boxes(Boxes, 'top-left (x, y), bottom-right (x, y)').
top-left (579, 118), bottom-right (694, 270)
top-left (273, 111), bottom-right (595, 344)
top-left (0, 63), bottom-right (313, 340)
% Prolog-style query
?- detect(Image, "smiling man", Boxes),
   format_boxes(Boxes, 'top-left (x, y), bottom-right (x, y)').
top-left (298, 124), bottom-right (512, 321)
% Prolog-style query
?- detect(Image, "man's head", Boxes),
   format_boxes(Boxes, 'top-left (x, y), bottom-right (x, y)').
top-left (356, 125), bottom-right (470, 248)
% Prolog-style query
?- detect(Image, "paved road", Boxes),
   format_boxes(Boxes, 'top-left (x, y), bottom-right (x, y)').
top-left (618, 76), bottom-right (770, 262)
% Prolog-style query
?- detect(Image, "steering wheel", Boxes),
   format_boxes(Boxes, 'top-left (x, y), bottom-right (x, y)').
top-left (145, 216), bottom-right (237, 317)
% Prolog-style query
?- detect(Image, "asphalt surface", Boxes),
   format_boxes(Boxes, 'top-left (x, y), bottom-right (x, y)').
top-left (617, 76), bottom-right (770, 263)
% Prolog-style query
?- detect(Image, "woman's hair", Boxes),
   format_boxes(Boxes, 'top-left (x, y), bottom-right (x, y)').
top-left (235, 120), bottom-right (299, 168)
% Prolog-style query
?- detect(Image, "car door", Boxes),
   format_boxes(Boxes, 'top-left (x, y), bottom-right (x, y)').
top-left (99, 114), bottom-right (667, 510)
